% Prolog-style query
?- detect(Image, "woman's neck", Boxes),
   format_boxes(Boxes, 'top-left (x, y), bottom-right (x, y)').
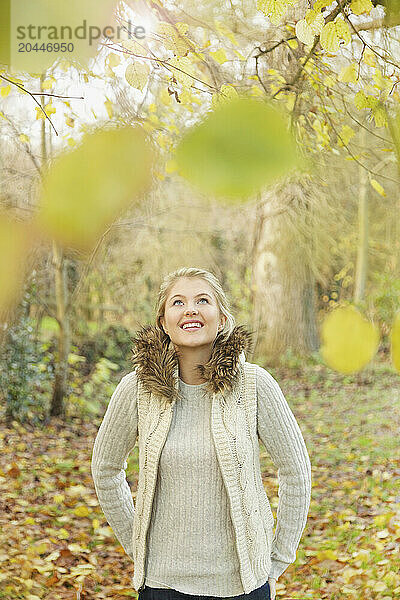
top-left (175, 343), bottom-right (213, 385)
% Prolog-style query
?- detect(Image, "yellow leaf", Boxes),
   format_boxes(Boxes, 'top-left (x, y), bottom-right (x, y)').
top-left (168, 56), bottom-right (198, 87)
top-left (391, 311), bottom-right (400, 372)
top-left (321, 305), bottom-right (380, 374)
top-left (257, 0), bottom-right (296, 25)
top-left (335, 19), bottom-right (352, 44)
top-left (314, 0), bottom-right (331, 9)
top-left (285, 92), bottom-right (296, 111)
top-left (287, 38), bottom-right (298, 49)
top-left (363, 48), bottom-right (376, 67)
top-left (19, 133), bottom-right (29, 143)
top-left (351, 0), bottom-right (373, 15)
top-left (211, 84), bottom-right (239, 108)
top-left (305, 9), bottom-right (325, 33)
top-left (214, 21), bottom-right (238, 46)
top-left (296, 19), bottom-right (315, 46)
top-left (58, 528), bottom-right (69, 539)
top-left (354, 90), bottom-right (369, 109)
top-left (316, 549), bottom-right (338, 560)
top-left (44, 102), bottom-right (56, 116)
top-left (233, 48), bottom-right (246, 59)
top-left (339, 125), bottom-right (355, 146)
top-left (41, 77), bottom-right (55, 90)
top-left (210, 48), bottom-right (228, 64)
top-left (74, 505), bottom-right (90, 517)
top-left (157, 22), bottom-right (191, 56)
top-left (159, 87), bottom-right (172, 106)
top-left (339, 63), bottom-right (358, 83)
top-left (321, 19), bottom-right (351, 52)
top-left (372, 581), bottom-right (387, 591)
top-left (125, 61), bottom-right (150, 90)
top-left (106, 53), bottom-right (121, 69)
top-left (320, 22), bottom-right (340, 52)
top-left (0, 85), bottom-right (11, 97)
top-left (104, 98), bottom-right (113, 119)
top-left (24, 517), bottom-right (35, 525)
top-left (249, 84), bottom-right (265, 98)
top-left (373, 105), bottom-right (387, 127)
top-left (369, 178), bottom-right (386, 196)
top-left (32, 542), bottom-right (49, 555)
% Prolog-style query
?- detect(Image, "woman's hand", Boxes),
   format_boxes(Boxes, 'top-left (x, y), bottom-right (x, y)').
top-left (268, 577), bottom-right (276, 600)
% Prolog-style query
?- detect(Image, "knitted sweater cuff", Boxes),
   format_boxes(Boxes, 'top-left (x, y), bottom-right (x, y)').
top-left (269, 558), bottom-right (291, 581)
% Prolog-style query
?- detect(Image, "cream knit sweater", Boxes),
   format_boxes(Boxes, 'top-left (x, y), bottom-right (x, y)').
top-left (91, 364), bottom-right (311, 596)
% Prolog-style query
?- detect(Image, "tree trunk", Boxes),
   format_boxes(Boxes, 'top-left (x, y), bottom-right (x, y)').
top-left (50, 241), bottom-right (71, 417)
top-left (39, 71), bottom-right (71, 418)
top-left (250, 176), bottom-right (321, 365)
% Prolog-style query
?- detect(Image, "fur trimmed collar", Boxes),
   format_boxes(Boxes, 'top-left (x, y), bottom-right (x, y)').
top-left (131, 324), bottom-right (254, 402)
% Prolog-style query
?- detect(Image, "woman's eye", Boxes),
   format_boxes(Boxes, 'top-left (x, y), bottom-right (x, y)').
top-left (172, 298), bottom-right (208, 305)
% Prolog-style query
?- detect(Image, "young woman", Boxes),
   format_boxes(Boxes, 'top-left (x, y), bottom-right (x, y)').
top-left (91, 267), bottom-right (312, 600)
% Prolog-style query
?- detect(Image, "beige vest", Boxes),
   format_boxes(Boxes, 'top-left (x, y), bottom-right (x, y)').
top-left (131, 354), bottom-right (275, 594)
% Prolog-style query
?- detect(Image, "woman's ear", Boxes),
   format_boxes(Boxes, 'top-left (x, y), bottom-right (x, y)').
top-left (219, 315), bottom-right (227, 330)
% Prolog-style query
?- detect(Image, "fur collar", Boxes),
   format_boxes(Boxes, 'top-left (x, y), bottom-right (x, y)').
top-left (131, 324), bottom-right (254, 402)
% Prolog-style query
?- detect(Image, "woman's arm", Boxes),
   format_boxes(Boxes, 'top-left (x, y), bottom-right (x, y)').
top-left (256, 365), bottom-right (312, 581)
top-left (90, 370), bottom-right (139, 559)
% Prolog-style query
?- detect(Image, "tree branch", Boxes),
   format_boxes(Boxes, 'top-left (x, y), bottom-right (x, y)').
top-left (0, 74), bottom-right (83, 136)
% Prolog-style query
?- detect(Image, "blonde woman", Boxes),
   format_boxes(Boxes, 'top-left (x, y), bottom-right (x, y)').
top-left (91, 267), bottom-right (312, 600)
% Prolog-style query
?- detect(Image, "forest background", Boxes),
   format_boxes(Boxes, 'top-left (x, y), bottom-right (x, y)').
top-left (0, 0), bottom-right (399, 598)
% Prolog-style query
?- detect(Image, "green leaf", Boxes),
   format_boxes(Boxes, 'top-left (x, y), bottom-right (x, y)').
top-left (36, 126), bottom-right (154, 252)
top-left (175, 97), bottom-right (301, 200)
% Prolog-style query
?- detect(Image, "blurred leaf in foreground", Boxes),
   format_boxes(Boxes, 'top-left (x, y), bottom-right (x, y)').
top-left (390, 310), bottom-right (400, 373)
top-left (384, 0), bottom-right (400, 27)
top-left (35, 126), bottom-right (154, 252)
top-left (175, 97), bottom-right (301, 201)
top-left (0, 216), bottom-right (35, 310)
top-left (320, 305), bottom-right (380, 374)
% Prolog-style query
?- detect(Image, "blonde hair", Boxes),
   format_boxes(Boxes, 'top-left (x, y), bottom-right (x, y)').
top-left (155, 267), bottom-right (236, 340)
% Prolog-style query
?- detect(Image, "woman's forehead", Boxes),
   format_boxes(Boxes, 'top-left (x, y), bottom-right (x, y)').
top-left (167, 277), bottom-right (215, 298)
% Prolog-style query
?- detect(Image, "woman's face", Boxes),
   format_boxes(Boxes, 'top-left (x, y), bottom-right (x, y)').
top-left (159, 277), bottom-right (226, 349)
